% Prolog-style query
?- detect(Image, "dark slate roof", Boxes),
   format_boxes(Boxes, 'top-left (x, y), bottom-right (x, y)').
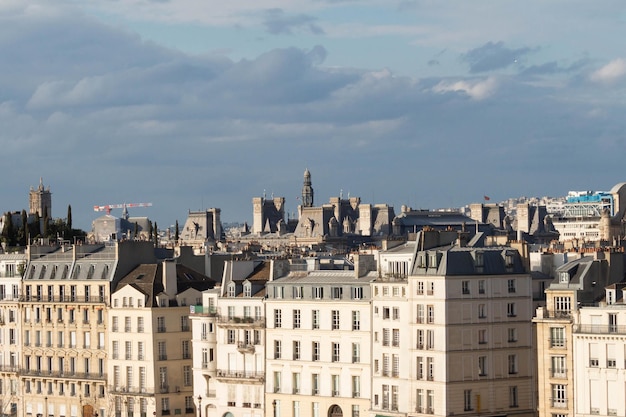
top-left (115, 263), bottom-right (215, 307)
top-left (412, 245), bottom-right (526, 276)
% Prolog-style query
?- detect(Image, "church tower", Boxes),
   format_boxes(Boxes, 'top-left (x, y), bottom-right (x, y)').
top-left (301, 169), bottom-right (314, 208)
top-left (29, 177), bottom-right (52, 217)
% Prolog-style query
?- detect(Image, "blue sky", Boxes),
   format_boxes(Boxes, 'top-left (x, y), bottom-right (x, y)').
top-left (2, 0), bottom-right (626, 230)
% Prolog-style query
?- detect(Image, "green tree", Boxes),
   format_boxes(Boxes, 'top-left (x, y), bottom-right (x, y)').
top-left (19, 210), bottom-right (28, 246)
top-left (1, 212), bottom-right (16, 246)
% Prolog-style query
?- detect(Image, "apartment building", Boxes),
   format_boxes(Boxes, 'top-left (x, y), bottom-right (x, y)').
top-left (369, 229), bottom-right (537, 417)
top-left (264, 255), bottom-right (375, 417)
top-left (534, 248), bottom-right (626, 417)
top-left (190, 259), bottom-right (285, 417)
top-left (108, 260), bottom-right (212, 417)
top-left (0, 251), bottom-right (27, 417)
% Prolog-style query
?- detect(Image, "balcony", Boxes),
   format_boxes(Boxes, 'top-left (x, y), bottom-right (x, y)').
top-left (188, 306), bottom-right (218, 317)
top-left (20, 295), bottom-right (109, 305)
top-left (549, 368), bottom-right (567, 379)
top-left (237, 342), bottom-right (255, 354)
top-left (157, 327), bottom-right (167, 333)
top-left (218, 316), bottom-right (265, 328)
top-left (575, 324), bottom-right (626, 335)
top-left (215, 369), bottom-right (264, 383)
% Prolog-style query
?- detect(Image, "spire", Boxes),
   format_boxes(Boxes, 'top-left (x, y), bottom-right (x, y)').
top-left (301, 168), bottom-right (314, 207)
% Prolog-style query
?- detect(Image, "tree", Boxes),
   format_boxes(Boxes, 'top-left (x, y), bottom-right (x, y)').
top-left (19, 210), bottom-right (28, 246)
top-left (1, 212), bottom-right (15, 246)
top-left (43, 206), bottom-right (50, 238)
top-left (153, 222), bottom-right (158, 246)
top-left (175, 220), bottom-right (179, 242)
top-left (67, 204), bottom-right (72, 231)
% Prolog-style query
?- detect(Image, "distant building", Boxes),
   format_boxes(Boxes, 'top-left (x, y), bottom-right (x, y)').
top-left (179, 209), bottom-right (223, 249)
top-left (29, 177), bottom-right (52, 218)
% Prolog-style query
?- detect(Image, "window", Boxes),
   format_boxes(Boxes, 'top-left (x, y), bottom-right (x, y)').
top-left (313, 287), bottom-right (323, 299)
top-left (274, 309), bottom-right (282, 328)
top-left (112, 341), bottom-right (119, 359)
top-left (182, 340), bottom-right (190, 359)
top-left (551, 384), bottom-right (567, 407)
top-left (509, 386), bottom-right (518, 408)
top-left (462, 281), bottom-right (470, 294)
top-left (157, 316), bottom-right (166, 332)
top-left (352, 376), bottom-right (360, 398)
top-left (138, 342), bottom-right (145, 360)
top-left (125, 341), bottom-right (132, 360)
top-left (383, 329), bottom-right (390, 346)
top-left (417, 304), bottom-right (424, 323)
top-left (312, 342), bottom-right (320, 361)
top-left (243, 284), bottom-right (251, 297)
top-left (478, 304), bottom-right (486, 318)
top-left (352, 343), bottom-right (360, 363)
top-left (382, 384), bottom-right (389, 409)
top-left (332, 310), bottom-right (340, 330)
top-left (417, 357), bottom-right (423, 379)
top-left (508, 354), bottom-right (517, 374)
top-left (507, 303), bottom-right (516, 317)
top-left (311, 374), bottom-right (319, 395)
top-left (332, 287), bottom-right (343, 300)
top-left (382, 354), bottom-right (389, 376)
top-left (137, 317), bottom-right (144, 333)
top-left (292, 373), bottom-right (301, 394)
top-left (464, 389), bottom-right (472, 411)
top-left (427, 357), bottom-right (434, 380)
top-left (551, 356), bottom-right (566, 378)
top-left (274, 286), bottom-right (284, 299)
top-left (416, 329), bottom-right (424, 349)
top-left (508, 327), bottom-right (517, 342)
top-left (609, 313), bottom-right (618, 333)
top-left (427, 331), bottom-right (434, 350)
top-left (274, 340), bottom-right (282, 359)
top-left (478, 356), bottom-right (487, 376)
top-left (183, 365), bottom-right (193, 387)
top-left (157, 341), bottom-right (167, 360)
top-left (293, 401), bottom-right (300, 417)
top-left (351, 287), bottom-right (363, 300)
top-left (391, 385), bottom-right (399, 411)
top-left (589, 358), bottom-right (599, 367)
top-left (293, 340), bottom-right (301, 360)
top-left (332, 342), bottom-right (340, 362)
top-left (312, 310), bottom-right (320, 329)
top-left (293, 286), bottom-right (303, 299)
top-left (508, 279), bottom-right (516, 293)
top-left (293, 310), bottom-right (301, 329)
top-left (554, 297), bottom-right (571, 315)
top-left (112, 316), bottom-right (119, 332)
top-left (478, 280), bottom-right (485, 294)
top-left (352, 405), bottom-right (359, 417)
top-left (427, 305), bottom-right (434, 323)
top-left (392, 354), bottom-right (400, 377)
top-left (417, 281), bottom-right (424, 295)
top-left (479, 329), bottom-right (487, 344)
top-left (383, 307), bottom-right (390, 319)
top-left (273, 371), bottom-right (282, 393)
top-left (393, 329), bottom-right (400, 347)
top-left (332, 375), bottom-right (340, 397)
top-left (352, 311), bottom-right (360, 330)
top-left (550, 327), bottom-right (565, 348)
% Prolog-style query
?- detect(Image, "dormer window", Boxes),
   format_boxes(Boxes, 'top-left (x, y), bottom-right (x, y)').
top-left (429, 253), bottom-right (439, 268)
top-left (559, 272), bottom-right (570, 284)
top-left (227, 283), bottom-right (236, 297)
top-left (475, 252), bottom-right (484, 268)
top-left (243, 283), bottom-right (252, 298)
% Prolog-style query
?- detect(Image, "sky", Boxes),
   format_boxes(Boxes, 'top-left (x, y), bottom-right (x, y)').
top-left (2, 0), bottom-right (626, 231)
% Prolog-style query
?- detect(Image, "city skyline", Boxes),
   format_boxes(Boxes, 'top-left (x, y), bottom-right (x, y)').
top-left (2, 1), bottom-right (625, 229)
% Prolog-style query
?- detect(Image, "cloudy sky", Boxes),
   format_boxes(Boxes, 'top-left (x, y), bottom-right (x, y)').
top-left (2, 0), bottom-right (626, 230)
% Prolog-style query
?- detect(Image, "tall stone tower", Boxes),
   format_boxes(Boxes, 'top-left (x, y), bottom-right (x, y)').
top-left (29, 177), bottom-right (52, 217)
top-left (301, 168), bottom-right (314, 208)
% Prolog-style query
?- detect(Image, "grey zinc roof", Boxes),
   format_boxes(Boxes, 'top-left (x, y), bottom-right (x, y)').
top-left (272, 270), bottom-right (377, 285)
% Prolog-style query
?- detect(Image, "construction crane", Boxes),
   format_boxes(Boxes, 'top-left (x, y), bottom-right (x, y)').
top-left (93, 202), bottom-right (153, 216)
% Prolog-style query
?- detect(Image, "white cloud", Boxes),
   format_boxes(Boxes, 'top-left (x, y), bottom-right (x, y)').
top-left (590, 58), bottom-right (626, 83)
top-left (431, 77), bottom-right (498, 100)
